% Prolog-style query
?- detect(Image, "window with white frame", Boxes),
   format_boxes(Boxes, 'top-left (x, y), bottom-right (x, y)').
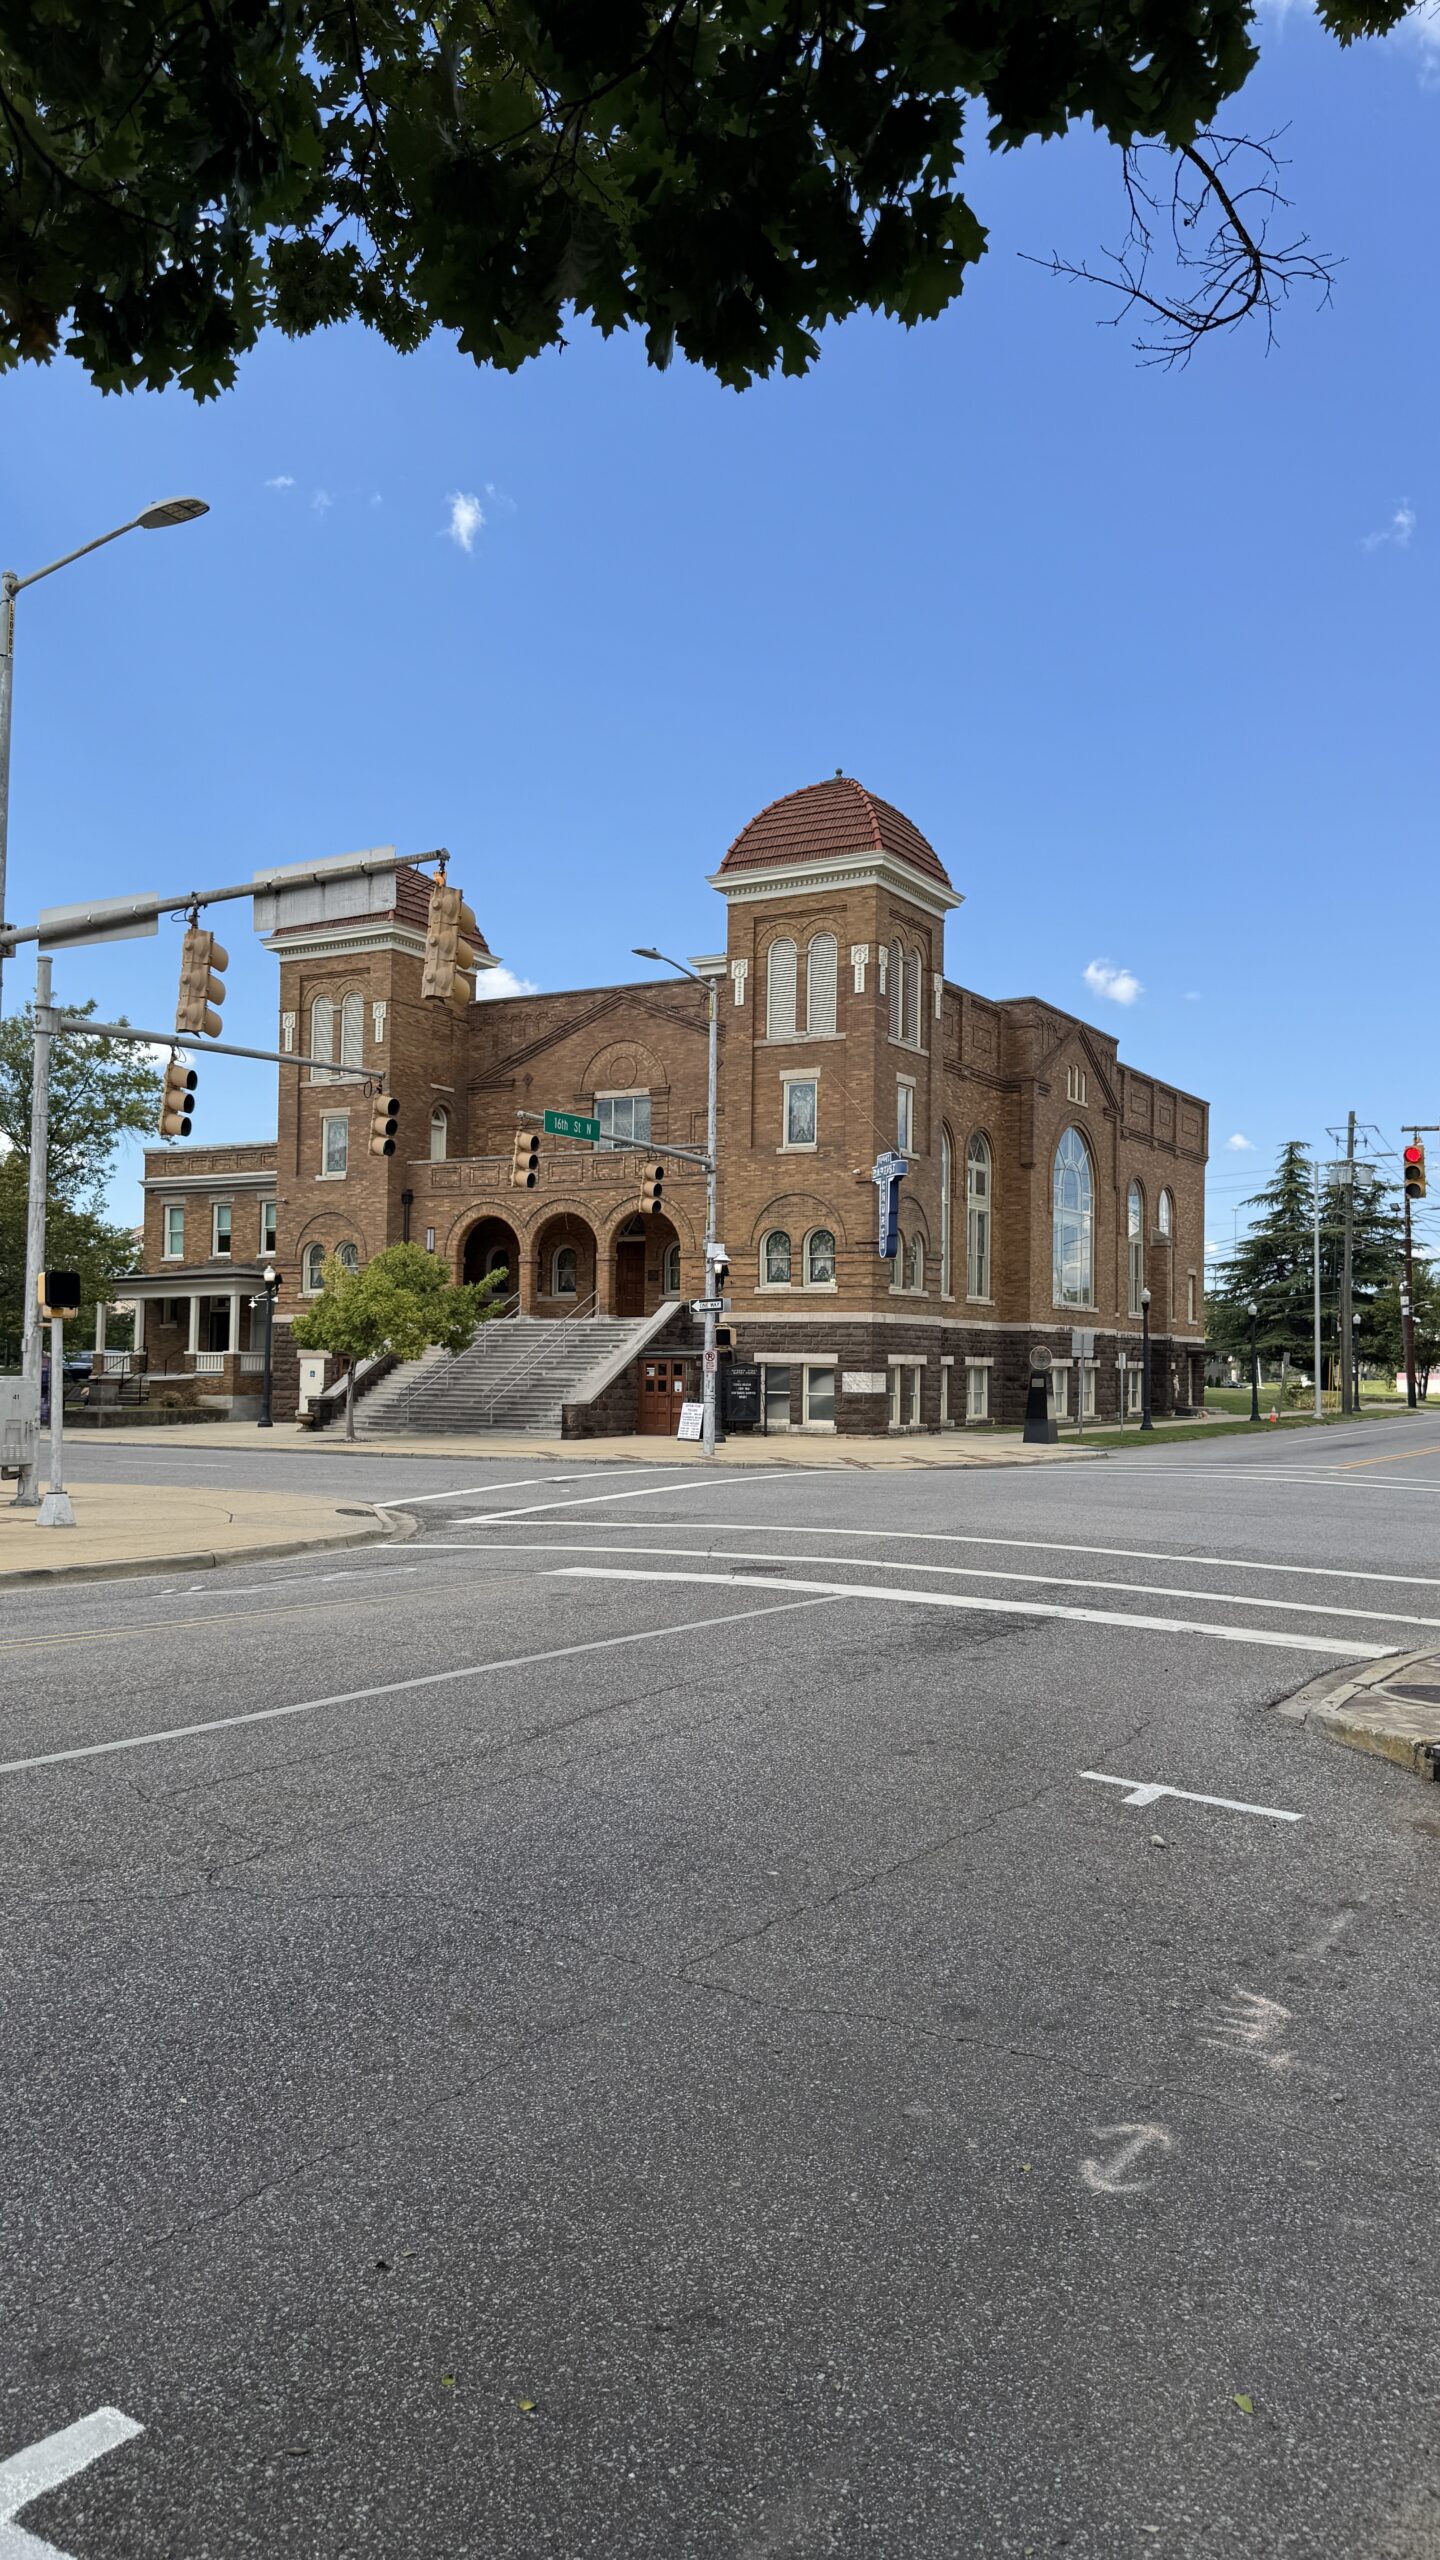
top-left (766, 938), bottom-right (797, 1039)
top-left (163, 1203), bottom-right (184, 1259)
top-left (966, 1361), bottom-right (990, 1421)
top-left (804, 1228), bottom-right (836, 1287)
top-left (212, 1202), bottom-right (232, 1258)
top-left (552, 1244), bottom-right (578, 1297)
top-left (596, 1091), bottom-right (652, 1149)
top-left (762, 1229), bottom-right (792, 1286)
top-left (1128, 1181), bottom-right (1145, 1315)
top-left (321, 1113), bottom-right (349, 1177)
top-left (260, 1200), bottom-right (277, 1255)
top-left (1080, 1361), bottom-right (1097, 1418)
top-left (1067, 1064), bottom-right (1087, 1105)
top-left (339, 991), bottom-right (362, 1071)
top-left (1125, 1363), bottom-right (1143, 1415)
top-left (803, 1365), bottom-right (836, 1425)
top-left (940, 1363), bottom-right (951, 1424)
top-left (1187, 1271), bottom-right (1197, 1324)
top-left (782, 1077), bottom-right (817, 1148)
top-left (1158, 1187), bottom-right (1174, 1241)
top-left (940, 1129), bottom-right (953, 1295)
top-left (966, 1133), bottom-right (992, 1299)
top-left (663, 1241), bottom-right (681, 1295)
top-left (303, 1242), bottom-right (326, 1293)
top-left (1047, 1364), bottom-right (1070, 1419)
top-left (896, 1080), bottom-right (914, 1152)
top-left (430, 1105), bottom-right (449, 1161)
top-left (1053, 1127), bottom-right (1094, 1307)
top-left (806, 933), bottom-right (837, 1036)
top-left (905, 952), bottom-right (922, 1045)
top-left (888, 938), bottom-right (903, 1040)
top-left (888, 1362), bottom-right (923, 1427)
top-left (763, 1364), bottom-right (792, 1429)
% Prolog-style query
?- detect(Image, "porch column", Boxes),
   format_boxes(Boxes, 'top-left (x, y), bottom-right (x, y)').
top-left (187, 1295), bottom-right (201, 1356)
top-left (230, 1287), bottom-right (243, 1355)
top-left (94, 1300), bottom-right (107, 1356)
top-left (132, 1297), bottom-right (145, 1355)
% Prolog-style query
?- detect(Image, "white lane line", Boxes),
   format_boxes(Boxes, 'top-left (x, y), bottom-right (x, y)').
top-left (159, 1566), bottom-right (422, 1599)
top-left (0, 1597), bottom-right (831, 1778)
top-left (462, 1516), bottom-right (1440, 1593)
top-left (0, 2407), bottom-right (143, 2559)
top-left (551, 1568), bottom-right (1396, 1658)
top-left (451, 1539), bottom-right (1440, 1633)
top-left (1079, 1771), bottom-right (1302, 1823)
top-left (454, 1469), bottom-right (831, 1524)
top-left (373, 1465), bottom-right (661, 1509)
top-left (1102, 1465), bottom-right (1440, 1493)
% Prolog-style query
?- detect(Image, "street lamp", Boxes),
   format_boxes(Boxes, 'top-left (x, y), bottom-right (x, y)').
top-left (0, 497), bottom-right (209, 1020)
top-left (256, 1263), bottom-right (281, 1430)
top-left (1352, 1308), bottom-right (1363, 1417)
top-left (1140, 1285), bottom-right (1153, 1431)
top-left (4, 497), bottom-right (209, 1511)
top-left (634, 944), bottom-right (722, 1458)
top-left (1246, 1299), bottom-right (1260, 1423)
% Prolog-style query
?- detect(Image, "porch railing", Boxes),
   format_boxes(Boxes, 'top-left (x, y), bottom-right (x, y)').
top-left (239, 1352), bottom-right (265, 1375)
top-left (101, 1353), bottom-right (132, 1377)
top-left (194, 1350), bottom-right (225, 1376)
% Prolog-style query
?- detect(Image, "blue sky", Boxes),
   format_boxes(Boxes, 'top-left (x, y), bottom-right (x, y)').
top-left (2, 4), bottom-right (1435, 1258)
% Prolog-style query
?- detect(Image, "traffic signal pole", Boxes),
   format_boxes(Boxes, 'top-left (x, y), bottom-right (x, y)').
top-left (12, 952), bottom-right (53, 1508)
top-left (702, 966), bottom-right (719, 1461)
top-left (1401, 1129), bottom-right (1435, 1413)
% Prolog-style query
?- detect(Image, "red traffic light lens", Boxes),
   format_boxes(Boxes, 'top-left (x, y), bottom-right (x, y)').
top-left (1405, 1145), bottom-right (1423, 1164)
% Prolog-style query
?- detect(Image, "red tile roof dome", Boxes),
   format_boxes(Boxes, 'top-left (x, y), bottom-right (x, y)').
top-left (717, 776), bottom-right (952, 890)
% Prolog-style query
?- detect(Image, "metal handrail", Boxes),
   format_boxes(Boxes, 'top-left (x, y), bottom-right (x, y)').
top-left (370, 1292), bottom-right (523, 1431)
top-left (472, 1292), bottom-right (601, 1423)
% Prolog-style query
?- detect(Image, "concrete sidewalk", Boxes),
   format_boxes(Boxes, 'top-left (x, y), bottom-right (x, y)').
top-left (62, 1422), bottom-right (1093, 1469)
top-left (1279, 1652), bottom-right (1440, 1785)
top-left (0, 1482), bottom-right (401, 1586)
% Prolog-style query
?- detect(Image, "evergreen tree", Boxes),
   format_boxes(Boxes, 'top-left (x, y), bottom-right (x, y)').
top-left (1206, 1141), bottom-right (1404, 1383)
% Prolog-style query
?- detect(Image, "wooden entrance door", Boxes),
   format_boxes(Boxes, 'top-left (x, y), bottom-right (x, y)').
top-left (637, 1357), bottom-right (687, 1434)
top-left (615, 1238), bottom-right (646, 1318)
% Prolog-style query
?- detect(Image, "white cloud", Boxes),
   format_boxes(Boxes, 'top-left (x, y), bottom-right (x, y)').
top-left (1363, 499), bottom-right (1417, 552)
top-left (263, 474), bottom-right (295, 492)
top-left (311, 488), bottom-right (333, 516)
top-left (445, 491), bottom-right (486, 553)
top-left (482, 481), bottom-right (518, 518)
top-left (1225, 1132), bottom-right (1255, 1152)
top-left (474, 964), bottom-right (538, 1001)
top-left (1083, 958), bottom-right (1142, 1006)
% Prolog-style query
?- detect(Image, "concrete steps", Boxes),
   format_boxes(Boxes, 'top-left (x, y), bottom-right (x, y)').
top-left (358, 1311), bottom-right (673, 1436)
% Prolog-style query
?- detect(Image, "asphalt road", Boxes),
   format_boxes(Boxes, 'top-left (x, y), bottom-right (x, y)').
top-left (4, 1419), bottom-right (1439, 2557)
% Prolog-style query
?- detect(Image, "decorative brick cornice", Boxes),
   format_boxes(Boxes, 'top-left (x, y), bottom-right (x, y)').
top-left (708, 851), bottom-right (961, 922)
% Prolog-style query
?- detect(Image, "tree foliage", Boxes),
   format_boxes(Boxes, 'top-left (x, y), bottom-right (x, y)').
top-left (1206, 1137), bottom-right (1405, 1380)
top-left (0, 998), bottom-right (161, 1363)
top-left (289, 1241), bottom-right (504, 1436)
top-left (0, 0), bottom-right (1414, 400)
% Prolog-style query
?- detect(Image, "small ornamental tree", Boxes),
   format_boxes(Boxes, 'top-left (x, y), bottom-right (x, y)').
top-left (289, 1242), bottom-right (505, 1439)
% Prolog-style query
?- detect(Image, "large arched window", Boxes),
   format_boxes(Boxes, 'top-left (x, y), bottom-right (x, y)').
top-left (308, 995), bottom-right (335, 1083)
top-left (662, 1241), bottom-right (681, 1296)
top-left (430, 1105), bottom-right (449, 1162)
top-left (762, 1229), bottom-right (792, 1286)
top-left (940, 1129), bottom-right (953, 1295)
top-left (804, 1228), bottom-right (836, 1287)
top-left (303, 1242), bottom-right (327, 1293)
top-left (1053, 1129), bottom-right (1095, 1307)
top-left (339, 992), bottom-right (363, 1070)
top-left (1128, 1180), bottom-right (1145, 1315)
top-left (766, 939), bottom-right (797, 1040)
top-left (966, 1133), bottom-right (992, 1300)
top-left (552, 1244), bottom-right (578, 1297)
top-left (907, 1232), bottom-right (925, 1292)
top-left (806, 933), bottom-right (837, 1036)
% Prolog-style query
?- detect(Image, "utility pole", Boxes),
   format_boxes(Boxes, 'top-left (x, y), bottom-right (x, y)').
top-left (1401, 1128), bottom-right (1436, 1413)
top-left (13, 953), bottom-right (53, 1506)
top-left (1340, 1109), bottom-right (1356, 1417)
top-left (1312, 1156), bottom-right (1323, 1422)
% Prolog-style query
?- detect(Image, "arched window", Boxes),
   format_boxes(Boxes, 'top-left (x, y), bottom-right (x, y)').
top-left (308, 996), bottom-right (335, 1083)
top-left (1158, 1188), bottom-right (1174, 1241)
top-left (940, 1128), bottom-right (953, 1296)
top-left (662, 1241), bottom-right (681, 1295)
top-left (553, 1244), bottom-right (578, 1297)
top-left (762, 1230), bottom-right (792, 1286)
top-left (805, 1228), bottom-right (836, 1287)
top-left (908, 1233), bottom-right (925, 1292)
top-left (806, 933), bottom-right (837, 1036)
top-left (1128, 1180), bottom-right (1145, 1315)
top-left (336, 1240), bottom-right (360, 1273)
top-left (966, 1133), bottom-right (991, 1300)
top-left (904, 952), bottom-right (922, 1045)
top-left (339, 992), bottom-right (363, 1070)
top-left (888, 938), bottom-right (903, 1040)
top-left (1053, 1129), bottom-right (1095, 1308)
top-left (430, 1105), bottom-right (449, 1162)
top-left (303, 1242), bottom-right (326, 1293)
top-left (766, 939), bottom-right (797, 1040)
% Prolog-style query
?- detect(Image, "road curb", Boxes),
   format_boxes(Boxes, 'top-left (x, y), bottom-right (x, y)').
top-left (0, 1503), bottom-right (413, 1589)
top-left (1276, 1647), bottom-right (1440, 1784)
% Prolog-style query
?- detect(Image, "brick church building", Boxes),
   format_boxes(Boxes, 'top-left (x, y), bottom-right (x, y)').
top-left (114, 777), bottom-right (1208, 1434)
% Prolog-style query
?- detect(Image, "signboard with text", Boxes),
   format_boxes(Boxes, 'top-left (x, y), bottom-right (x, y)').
top-left (543, 1109), bottom-right (601, 1144)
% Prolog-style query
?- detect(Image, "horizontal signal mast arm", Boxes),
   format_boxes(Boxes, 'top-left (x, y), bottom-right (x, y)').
top-left (1, 853), bottom-right (404, 956)
top-left (52, 1017), bottom-right (379, 1084)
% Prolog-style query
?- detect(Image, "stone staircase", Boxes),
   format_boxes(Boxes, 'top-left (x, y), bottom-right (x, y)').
top-left (356, 1305), bottom-right (678, 1436)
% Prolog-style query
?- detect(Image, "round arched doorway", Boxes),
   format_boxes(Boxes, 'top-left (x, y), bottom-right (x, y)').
top-left (462, 1217), bottom-right (521, 1304)
top-left (612, 1212), bottom-right (680, 1319)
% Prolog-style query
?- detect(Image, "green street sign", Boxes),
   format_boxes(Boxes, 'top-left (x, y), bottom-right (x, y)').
top-left (543, 1109), bottom-right (601, 1144)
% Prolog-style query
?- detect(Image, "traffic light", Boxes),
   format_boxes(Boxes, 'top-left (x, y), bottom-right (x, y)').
top-left (714, 1324), bottom-right (735, 1355)
top-left (711, 1251), bottom-right (730, 1290)
top-left (511, 1130), bottom-right (540, 1189)
top-left (422, 879), bottom-right (481, 1010)
top-left (369, 1093), bottom-right (400, 1157)
top-left (639, 1162), bottom-right (665, 1216)
top-left (175, 926), bottom-right (227, 1037)
top-left (158, 1058), bottom-right (198, 1136)
top-left (38, 1270), bottom-right (82, 1318)
top-left (1404, 1144), bottom-right (1427, 1202)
